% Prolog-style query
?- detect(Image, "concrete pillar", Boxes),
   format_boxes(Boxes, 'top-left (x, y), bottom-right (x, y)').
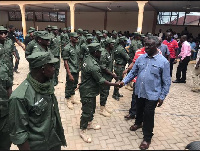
top-left (136, 1), bottom-right (148, 33)
top-left (69, 3), bottom-right (75, 32)
top-left (19, 4), bottom-right (27, 38)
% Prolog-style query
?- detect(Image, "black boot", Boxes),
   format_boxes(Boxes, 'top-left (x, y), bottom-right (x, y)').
top-left (112, 88), bottom-right (120, 101)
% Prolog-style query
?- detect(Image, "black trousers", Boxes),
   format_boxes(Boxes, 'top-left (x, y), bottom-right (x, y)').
top-left (13, 46), bottom-right (20, 71)
top-left (176, 56), bottom-right (190, 81)
top-left (135, 96), bottom-right (158, 142)
top-left (129, 83), bottom-right (136, 115)
top-left (170, 58), bottom-right (175, 77)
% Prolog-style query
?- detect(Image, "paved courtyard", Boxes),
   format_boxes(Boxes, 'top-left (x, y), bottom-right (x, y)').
top-left (11, 46), bottom-right (200, 150)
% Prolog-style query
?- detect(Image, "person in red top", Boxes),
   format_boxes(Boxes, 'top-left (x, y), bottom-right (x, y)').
top-left (162, 32), bottom-right (179, 77)
top-left (123, 39), bottom-right (162, 120)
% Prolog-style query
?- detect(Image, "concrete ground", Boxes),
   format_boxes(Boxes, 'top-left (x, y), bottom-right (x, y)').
top-left (10, 46), bottom-right (200, 150)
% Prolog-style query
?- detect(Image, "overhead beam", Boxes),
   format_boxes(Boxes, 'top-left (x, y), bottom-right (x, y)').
top-left (76, 3), bottom-right (107, 12)
top-left (147, 1), bottom-right (158, 12)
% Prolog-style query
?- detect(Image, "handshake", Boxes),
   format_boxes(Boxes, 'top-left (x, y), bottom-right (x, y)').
top-left (115, 81), bottom-right (125, 88)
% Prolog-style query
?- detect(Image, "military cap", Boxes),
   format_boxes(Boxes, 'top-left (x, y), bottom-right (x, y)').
top-left (28, 29), bottom-right (34, 33)
top-left (69, 32), bottom-right (79, 37)
top-left (88, 43), bottom-right (102, 53)
top-left (77, 28), bottom-right (83, 34)
top-left (63, 27), bottom-right (67, 31)
top-left (26, 51), bottom-right (59, 68)
top-left (86, 36), bottom-right (93, 40)
top-left (67, 27), bottom-right (71, 30)
top-left (47, 25), bottom-right (51, 28)
top-left (147, 33), bottom-right (152, 36)
top-left (112, 30), bottom-right (117, 34)
top-left (83, 30), bottom-right (88, 34)
top-left (96, 30), bottom-right (101, 34)
top-left (134, 32), bottom-right (141, 36)
top-left (51, 26), bottom-right (58, 30)
top-left (86, 34), bottom-right (93, 40)
top-left (96, 32), bottom-right (103, 37)
top-left (119, 36), bottom-right (128, 42)
top-left (86, 34), bottom-right (92, 37)
top-left (102, 30), bottom-right (108, 34)
top-left (33, 31), bottom-right (39, 37)
top-left (37, 31), bottom-right (53, 40)
top-left (104, 38), bottom-right (115, 45)
top-left (141, 34), bottom-right (145, 38)
top-left (29, 27), bottom-right (35, 31)
top-left (0, 26), bottom-right (8, 31)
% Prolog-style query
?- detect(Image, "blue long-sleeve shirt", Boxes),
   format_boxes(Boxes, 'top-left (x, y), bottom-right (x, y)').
top-left (123, 53), bottom-right (171, 101)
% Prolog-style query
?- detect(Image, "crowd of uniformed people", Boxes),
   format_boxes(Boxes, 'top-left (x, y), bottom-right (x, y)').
top-left (0, 24), bottom-right (198, 150)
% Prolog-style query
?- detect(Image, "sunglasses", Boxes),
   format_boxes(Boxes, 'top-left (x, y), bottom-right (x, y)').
top-left (0, 31), bottom-right (8, 35)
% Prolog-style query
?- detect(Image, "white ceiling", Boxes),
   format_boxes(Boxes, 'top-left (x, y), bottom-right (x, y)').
top-left (0, 1), bottom-right (200, 12)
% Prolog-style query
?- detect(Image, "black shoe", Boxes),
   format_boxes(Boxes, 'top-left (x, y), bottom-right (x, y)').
top-left (180, 79), bottom-right (186, 83)
top-left (112, 95), bottom-right (119, 101)
top-left (118, 93), bottom-right (123, 97)
top-left (172, 79), bottom-right (181, 83)
top-left (124, 114), bottom-right (135, 120)
top-left (14, 70), bottom-right (20, 73)
top-left (172, 79), bottom-right (186, 83)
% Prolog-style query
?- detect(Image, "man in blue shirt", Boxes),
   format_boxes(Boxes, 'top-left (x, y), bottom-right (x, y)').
top-left (119, 36), bottom-right (171, 150)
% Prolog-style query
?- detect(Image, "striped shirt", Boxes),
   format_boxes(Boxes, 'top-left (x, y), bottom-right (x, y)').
top-left (162, 39), bottom-right (179, 59)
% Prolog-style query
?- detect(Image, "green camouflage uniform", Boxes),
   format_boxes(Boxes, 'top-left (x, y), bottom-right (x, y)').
top-left (0, 38), bottom-right (14, 85)
top-left (49, 35), bottom-right (61, 86)
top-left (99, 48), bottom-right (114, 106)
top-left (9, 52), bottom-right (66, 150)
top-left (60, 32), bottom-right (70, 58)
top-left (79, 53), bottom-right (106, 130)
top-left (129, 39), bottom-right (143, 62)
top-left (113, 43), bottom-right (130, 96)
top-left (0, 61), bottom-right (12, 150)
top-left (129, 39), bottom-right (137, 61)
top-left (62, 42), bottom-right (80, 99)
top-left (80, 42), bottom-right (90, 60)
top-left (25, 39), bottom-right (37, 57)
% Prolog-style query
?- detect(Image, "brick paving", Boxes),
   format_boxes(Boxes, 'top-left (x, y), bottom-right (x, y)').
top-left (10, 46), bottom-right (200, 150)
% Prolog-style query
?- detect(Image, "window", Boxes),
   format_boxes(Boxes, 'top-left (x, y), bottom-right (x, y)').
top-left (8, 11), bottom-right (22, 21)
top-left (8, 11), bottom-right (65, 22)
top-left (43, 12), bottom-right (50, 21)
top-left (58, 12), bottom-right (65, 22)
top-left (50, 12), bottom-right (58, 21)
top-left (157, 12), bottom-right (199, 26)
top-left (26, 12), bottom-right (33, 21)
top-left (184, 12), bottom-right (200, 26)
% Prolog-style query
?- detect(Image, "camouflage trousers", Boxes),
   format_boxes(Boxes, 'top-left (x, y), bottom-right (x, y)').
top-left (0, 115), bottom-right (11, 150)
top-left (100, 82), bottom-right (111, 106)
top-left (53, 57), bottom-right (60, 86)
top-left (80, 97), bottom-right (96, 130)
top-left (113, 64), bottom-right (125, 96)
top-left (65, 72), bottom-right (79, 99)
